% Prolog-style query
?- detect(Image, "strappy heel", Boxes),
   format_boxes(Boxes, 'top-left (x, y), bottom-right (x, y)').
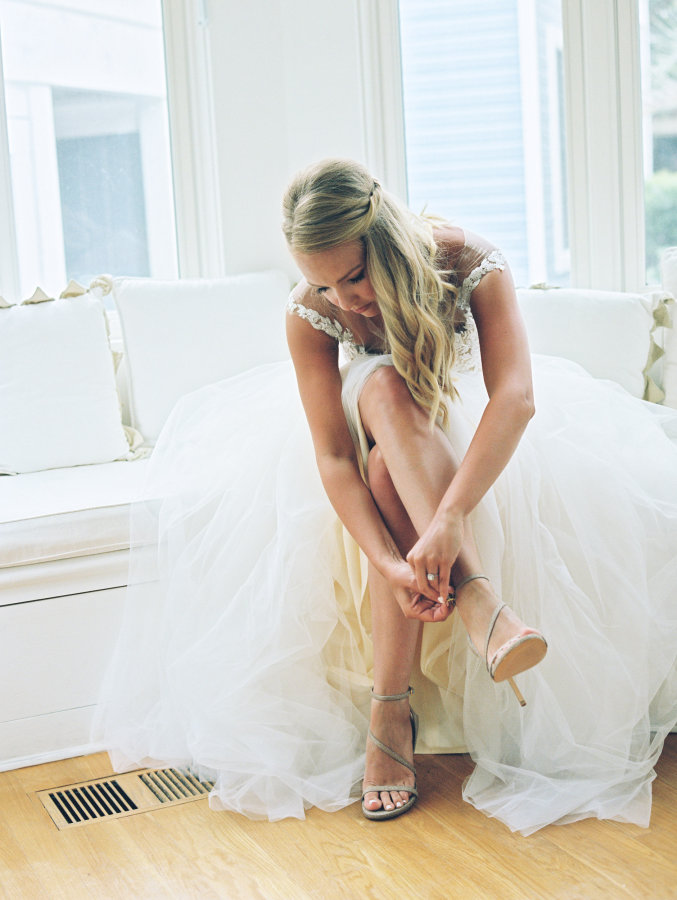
top-left (362, 686), bottom-right (419, 821)
top-left (456, 574), bottom-right (547, 707)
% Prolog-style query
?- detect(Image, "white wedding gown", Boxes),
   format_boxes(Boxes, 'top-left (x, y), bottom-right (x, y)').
top-left (94, 254), bottom-right (677, 835)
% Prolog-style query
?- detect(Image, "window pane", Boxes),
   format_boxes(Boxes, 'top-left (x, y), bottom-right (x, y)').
top-left (0, 0), bottom-right (177, 299)
top-left (398, 0), bottom-right (569, 288)
top-left (642, 0), bottom-right (677, 283)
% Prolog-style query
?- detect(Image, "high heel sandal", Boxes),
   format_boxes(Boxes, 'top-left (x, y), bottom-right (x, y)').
top-left (361, 686), bottom-right (419, 821)
top-left (456, 574), bottom-right (547, 707)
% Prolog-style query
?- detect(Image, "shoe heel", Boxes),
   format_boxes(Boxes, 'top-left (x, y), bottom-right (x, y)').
top-left (458, 576), bottom-right (546, 709)
top-left (411, 709), bottom-right (420, 752)
top-left (507, 677), bottom-right (527, 707)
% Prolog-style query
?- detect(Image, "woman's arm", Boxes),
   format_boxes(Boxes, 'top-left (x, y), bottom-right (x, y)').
top-left (407, 262), bottom-right (535, 595)
top-left (445, 262), bottom-right (535, 514)
top-left (286, 309), bottom-right (446, 620)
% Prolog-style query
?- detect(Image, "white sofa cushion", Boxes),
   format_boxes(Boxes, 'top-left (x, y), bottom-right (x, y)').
top-left (110, 271), bottom-right (291, 443)
top-left (516, 287), bottom-right (655, 399)
top-left (0, 458), bottom-right (151, 571)
top-left (0, 288), bottom-right (137, 474)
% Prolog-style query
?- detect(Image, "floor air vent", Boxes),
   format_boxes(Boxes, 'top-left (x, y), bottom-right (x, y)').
top-left (35, 768), bottom-right (214, 830)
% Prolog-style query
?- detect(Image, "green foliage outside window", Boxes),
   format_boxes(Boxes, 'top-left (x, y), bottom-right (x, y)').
top-left (645, 169), bottom-right (677, 283)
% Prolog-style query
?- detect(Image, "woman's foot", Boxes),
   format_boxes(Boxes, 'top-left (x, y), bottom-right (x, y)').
top-left (362, 692), bottom-right (416, 814)
top-left (455, 576), bottom-right (541, 671)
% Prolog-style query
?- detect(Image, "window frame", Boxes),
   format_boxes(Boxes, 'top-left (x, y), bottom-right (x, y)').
top-left (384, 0), bottom-right (650, 291)
top-left (562, 0), bottom-right (646, 291)
top-left (0, 38), bottom-right (19, 300)
top-left (356, 0), bottom-right (408, 200)
top-left (0, 0), bottom-right (224, 300)
top-left (161, 0), bottom-right (224, 278)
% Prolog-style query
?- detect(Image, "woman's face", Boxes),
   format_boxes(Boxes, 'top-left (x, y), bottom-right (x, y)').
top-left (293, 241), bottom-right (379, 317)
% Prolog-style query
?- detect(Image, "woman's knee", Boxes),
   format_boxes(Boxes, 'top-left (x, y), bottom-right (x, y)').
top-left (362, 365), bottom-right (411, 410)
top-left (360, 365), bottom-right (425, 435)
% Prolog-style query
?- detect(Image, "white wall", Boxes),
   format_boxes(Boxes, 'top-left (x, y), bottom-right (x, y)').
top-left (205, 0), bottom-right (371, 276)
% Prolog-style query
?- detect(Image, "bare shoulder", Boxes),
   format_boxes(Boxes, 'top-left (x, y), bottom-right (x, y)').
top-left (288, 277), bottom-right (314, 308)
top-left (286, 277), bottom-right (354, 354)
top-left (286, 281), bottom-right (339, 364)
top-left (434, 225), bottom-right (506, 287)
top-left (432, 223), bottom-right (466, 269)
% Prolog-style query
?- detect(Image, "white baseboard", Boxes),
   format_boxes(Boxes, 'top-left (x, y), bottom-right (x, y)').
top-left (0, 705), bottom-right (102, 772)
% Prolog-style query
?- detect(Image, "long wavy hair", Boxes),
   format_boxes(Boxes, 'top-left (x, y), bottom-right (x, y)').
top-left (282, 158), bottom-right (458, 428)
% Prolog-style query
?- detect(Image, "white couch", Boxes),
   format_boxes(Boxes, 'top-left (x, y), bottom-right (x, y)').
top-left (1, 263), bottom-right (675, 772)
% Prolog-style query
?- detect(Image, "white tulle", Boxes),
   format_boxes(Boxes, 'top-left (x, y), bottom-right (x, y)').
top-left (94, 354), bottom-right (677, 833)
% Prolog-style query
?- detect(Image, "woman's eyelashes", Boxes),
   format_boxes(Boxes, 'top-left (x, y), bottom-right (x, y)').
top-left (314, 271), bottom-right (366, 296)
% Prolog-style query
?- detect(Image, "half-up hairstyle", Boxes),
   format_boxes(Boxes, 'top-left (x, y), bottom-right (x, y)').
top-left (282, 157), bottom-right (458, 428)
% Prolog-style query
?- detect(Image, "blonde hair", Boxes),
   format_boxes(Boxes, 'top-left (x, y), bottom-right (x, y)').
top-left (282, 158), bottom-right (458, 427)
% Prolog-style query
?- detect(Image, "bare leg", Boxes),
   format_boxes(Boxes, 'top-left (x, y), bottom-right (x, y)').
top-left (359, 367), bottom-right (530, 664)
top-left (363, 446), bottom-right (419, 813)
top-left (361, 367), bottom-right (540, 812)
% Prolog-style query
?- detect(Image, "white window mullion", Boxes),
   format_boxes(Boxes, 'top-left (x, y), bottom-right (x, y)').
top-left (562, 0), bottom-right (644, 291)
top-left (161, 0), bottom-right (224, 278)
top-left (518, 0), bottom-right (547, 286)
top-left (356, 0), bottom-right (408, 201)
top-left (616, 0), bottom-right (646, 290)
top-left (0, 33), bottom-right (20, 301)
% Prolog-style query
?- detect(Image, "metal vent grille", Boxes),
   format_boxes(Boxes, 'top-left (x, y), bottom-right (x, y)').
top-left (35, 768), bottom-right (214, 830)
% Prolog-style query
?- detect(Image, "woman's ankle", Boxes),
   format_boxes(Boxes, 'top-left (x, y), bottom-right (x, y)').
top-left (371, 684), bottom-right (412, 699)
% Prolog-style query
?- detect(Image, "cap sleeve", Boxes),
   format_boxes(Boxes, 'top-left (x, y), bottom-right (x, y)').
top-left (446, 231), bottom-right (507, 311)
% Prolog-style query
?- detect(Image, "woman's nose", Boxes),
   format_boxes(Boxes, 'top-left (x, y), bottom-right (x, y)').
top-left (334, 289), bottom-right (353, 310)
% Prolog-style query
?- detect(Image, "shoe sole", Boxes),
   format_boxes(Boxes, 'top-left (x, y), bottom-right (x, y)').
top-left (491, 634), bottom-right (548, 682)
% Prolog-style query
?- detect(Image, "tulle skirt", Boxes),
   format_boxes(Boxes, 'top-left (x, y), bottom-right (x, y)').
top-left (93, 354), bottom-right (677, 834)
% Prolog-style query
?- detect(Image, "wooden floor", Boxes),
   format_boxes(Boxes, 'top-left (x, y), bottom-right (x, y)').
top-left (1, 736), bottom-right (677, 900)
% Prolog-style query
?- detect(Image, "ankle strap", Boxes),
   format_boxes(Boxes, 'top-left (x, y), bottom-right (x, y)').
top-left (371, 686), bottom-right (414, 702)
top-left (453, 573), bottom-right (490, 594)
top-left (484, 602), bottom-right (506, 672)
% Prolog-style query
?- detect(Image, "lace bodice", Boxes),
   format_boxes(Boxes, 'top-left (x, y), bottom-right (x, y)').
top-left (286, 249), bottom-right (506, 371)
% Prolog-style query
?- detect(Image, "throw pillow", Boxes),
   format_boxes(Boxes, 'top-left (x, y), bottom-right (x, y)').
top-left (0, 286), bottom-right (141, 474)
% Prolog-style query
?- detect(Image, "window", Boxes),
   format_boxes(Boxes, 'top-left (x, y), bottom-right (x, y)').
top-left (398, 0), bottom-right (569, 288)
top-left (642, 0), bottom-right (677, 283)
top-left (395, 0), bottom-right (675, 292)
top-left (0, 0), bottom-right (177, 301)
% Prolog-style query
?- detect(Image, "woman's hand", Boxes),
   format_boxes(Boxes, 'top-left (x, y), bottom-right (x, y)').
top-left (406, 511), bottom-right (465, 604)
top-left (387, 560), bottom-right (454, 623)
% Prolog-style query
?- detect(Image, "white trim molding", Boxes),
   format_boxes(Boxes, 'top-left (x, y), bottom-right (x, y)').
top-left (562, 0), bottom-right (645, 291)
top-left (162, 0), bottom-right (224, 278)
top-left (356, 0), bottom-right (408, 201)
top-left (518, 0), bottom-right (547, 286)
top-left (546, 25), bottom-right (571, 277)
top-left (0, 35), bottom-right (20, 302)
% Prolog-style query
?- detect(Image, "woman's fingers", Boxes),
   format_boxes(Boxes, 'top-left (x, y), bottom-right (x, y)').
top-left (406, 547), bottom-right (442, 602)
top-left (410, 593), bottom-right (453, 622)
top-left (438, 563), bottom-right (452, 604)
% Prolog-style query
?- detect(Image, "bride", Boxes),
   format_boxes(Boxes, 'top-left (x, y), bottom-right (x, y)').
top-left (95, 158), bottom-right (677, 834)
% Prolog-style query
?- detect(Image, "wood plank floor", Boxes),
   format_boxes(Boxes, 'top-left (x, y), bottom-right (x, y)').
top-left (1, 735), bottom-right (676, 899)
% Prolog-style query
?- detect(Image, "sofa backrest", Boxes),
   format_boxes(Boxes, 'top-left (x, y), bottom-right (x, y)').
top-left (515, 286), bottom-right (673, 404)
top-left (108, 271), bottom-right (676, 446)
top-left (110, 270), bottom-right (291, 444)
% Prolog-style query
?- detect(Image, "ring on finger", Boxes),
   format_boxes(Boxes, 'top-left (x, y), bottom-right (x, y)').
top-left (426, 572), bottom-right (436, 583)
